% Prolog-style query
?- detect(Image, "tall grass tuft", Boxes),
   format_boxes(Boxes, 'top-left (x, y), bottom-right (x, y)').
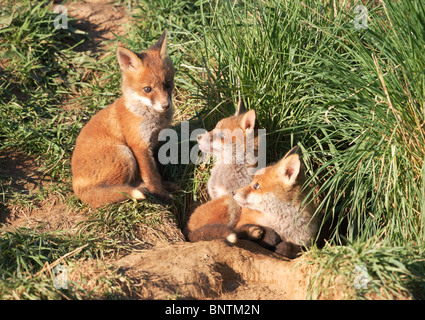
top-left (298, 0), bottom-right (425, 246)
top-left (0, 0), bottom-right (95, 180)
top-left (189, 0), bottom-right (425, 297)
top-left (193, 0), bottom-right (425, 248)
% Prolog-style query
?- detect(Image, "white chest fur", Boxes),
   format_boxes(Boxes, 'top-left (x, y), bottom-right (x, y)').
top-left (124, 96), bottom-right (173, 147)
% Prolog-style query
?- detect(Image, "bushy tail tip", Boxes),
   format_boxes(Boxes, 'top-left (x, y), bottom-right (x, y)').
top-left (226, 233), bottom-right (238, 244)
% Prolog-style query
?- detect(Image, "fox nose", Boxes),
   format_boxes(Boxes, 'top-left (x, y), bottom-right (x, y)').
top-left (161, 103), bottom-right (170, 110)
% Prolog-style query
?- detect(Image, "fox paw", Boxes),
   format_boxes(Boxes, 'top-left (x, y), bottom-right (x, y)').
top-left (163, 181), bottom-right (179, 193)
top-left (237, 224), bottom-right (264, 240)
top-left (275, 241), bottom-right (302, 259)
top-left (139, 187), bottom-right (173, 206)
top-left (156, 192), bottom-right (173, 206)
top-left (247, 225), bottom-right (264, 240)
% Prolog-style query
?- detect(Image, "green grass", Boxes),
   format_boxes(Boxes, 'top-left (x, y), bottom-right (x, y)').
top-left (195, 0), bottom-right (425, 243)
top-left (192, 0), bottom-right (425, 298)
top-left (1, 0), bottom-right (425, 299)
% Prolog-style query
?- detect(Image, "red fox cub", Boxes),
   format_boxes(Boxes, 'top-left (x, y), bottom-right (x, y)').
top-left (71, 30), bottom-right (175, 208)
top-left (185, 147), bottom-right (318, 259)
top-left (197, 100), bottom-right (261, 199)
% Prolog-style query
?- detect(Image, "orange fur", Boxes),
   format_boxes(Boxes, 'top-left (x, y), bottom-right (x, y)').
top-left (235, 208), bottom-right (265, 228)
top-left (185, 196), bottom-right (264, 239)
top-left (71, 31), bottom-right (175, 208)
top-left (186, 147), bottom-right (318, 249)
top-left (197, 102), bottom-right (261, 199)
top-left (186, 196), bottom-right (240, 231)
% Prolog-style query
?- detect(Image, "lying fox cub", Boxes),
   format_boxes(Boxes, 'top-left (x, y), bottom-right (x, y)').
top-left (197, 100), bottom-right (262, 199)
top-left (185, 147), bottom-right (318, 259)
top-left (72, 31), bottom-right (175, 208)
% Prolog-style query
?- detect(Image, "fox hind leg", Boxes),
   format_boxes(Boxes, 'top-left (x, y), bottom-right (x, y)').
top-left (236, 224), bottom-right (283, 252)
top-left (235, 224), bottom-right (264, 240)
top-left (72, 144), bottom-right (145, 208)
top-left (275, 241), bottom-right (303, 259)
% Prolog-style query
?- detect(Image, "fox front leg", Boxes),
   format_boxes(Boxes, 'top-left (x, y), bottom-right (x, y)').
top-left (132, 145), bottom-right (173, 205)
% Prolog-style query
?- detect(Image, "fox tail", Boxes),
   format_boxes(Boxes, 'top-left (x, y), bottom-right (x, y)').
top-left (187, 224), bottom-right (237, 243)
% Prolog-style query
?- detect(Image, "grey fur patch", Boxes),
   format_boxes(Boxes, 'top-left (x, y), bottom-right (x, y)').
top-left (225, 197), bottom-right (242, 227)
top-left (127, 102), bottom-right (173, 147)
top-left (137, 106), bottom-right (173, 147)
top-left (247, 192), bottom-right (318, 247)
top-left (207, 132), bottom-right (259, 199)
top-left (208, 164), bottom-right (252, 199)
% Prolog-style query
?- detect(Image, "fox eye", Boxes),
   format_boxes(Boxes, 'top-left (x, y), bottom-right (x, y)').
top-left (144, 86), bottom-right (152, 93)
top-left (253, 183), bottom-right (260, 190)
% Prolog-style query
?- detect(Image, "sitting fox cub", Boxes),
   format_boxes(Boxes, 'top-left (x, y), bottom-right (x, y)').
top-left (197, 100), bottom-right (262, 199)
top-left (72, 31), bottom-right (175, 208)
top-left (185, 147), bottom-right (318, 259)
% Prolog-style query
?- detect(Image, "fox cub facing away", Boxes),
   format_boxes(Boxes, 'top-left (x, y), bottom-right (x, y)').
top-left (72, 30), bottom-right (175, 208)
top-left (185, 147), bottom-right (318, 259)
top-left (197, 100), bottom-right (261, 199)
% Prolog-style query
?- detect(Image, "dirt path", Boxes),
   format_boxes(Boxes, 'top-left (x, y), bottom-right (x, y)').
top-left (67, 0), bottom-right (129, 52)
top-left (1, 1), bottom-right (129, 227)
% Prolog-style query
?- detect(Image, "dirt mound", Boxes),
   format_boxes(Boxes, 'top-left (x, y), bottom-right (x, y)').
top-left (114, 240), bottom-right (320, 300)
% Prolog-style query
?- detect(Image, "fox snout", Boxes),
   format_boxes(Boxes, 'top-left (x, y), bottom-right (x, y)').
top-left (233, 190), bottom-right (248, 207)
top-left (153, 93), bottom-right (172, 112)
top-left (148, 95), bottom-right (172, 113)
top-left (233, 183), bottom-right (260, 208)
top-left (197, 133), bottom-right (211, 153)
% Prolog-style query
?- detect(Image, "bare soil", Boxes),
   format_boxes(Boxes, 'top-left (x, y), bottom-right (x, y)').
top-left (67, 0), bottom-right (129, 52)
top-left (0, 0), bottom-right (349, 300)
top-left (113, 240), bottom-right (318, 300)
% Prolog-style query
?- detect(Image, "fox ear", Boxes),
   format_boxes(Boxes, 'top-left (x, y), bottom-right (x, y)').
top-left (279, 149), bottom-right (301, 185)
top-left (117, 47), bottom-right (143, 71)
top-left (240, 109), bottom-right (257, 130)
top-left (284, 146), bottom-right (302, 159)
top-left (234, 98), bottom-right (247, 115)
top-left (153, 29), bottom-right (168, 60)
